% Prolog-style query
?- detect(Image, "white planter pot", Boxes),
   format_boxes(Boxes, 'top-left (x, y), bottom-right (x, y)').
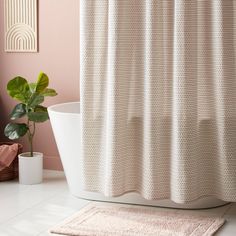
top-left (18, 152), bottom-right (43, 185)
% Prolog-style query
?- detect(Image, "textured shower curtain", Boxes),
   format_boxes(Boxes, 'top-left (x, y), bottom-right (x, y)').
top-left (80, 0), bottom-right (236, 203)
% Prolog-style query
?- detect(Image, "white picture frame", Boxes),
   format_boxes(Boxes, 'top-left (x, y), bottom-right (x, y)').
top-left (4, 0), bottom-right (38, 52)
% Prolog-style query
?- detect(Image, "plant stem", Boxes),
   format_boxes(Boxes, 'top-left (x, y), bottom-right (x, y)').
top-left (27, 119), bottom-right (35, 157)
top-left (29, 135), bottom-right (33, 157)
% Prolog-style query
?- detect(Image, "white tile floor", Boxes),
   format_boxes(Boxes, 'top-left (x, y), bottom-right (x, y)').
top-left (0, 170), bottom-right (235, 236)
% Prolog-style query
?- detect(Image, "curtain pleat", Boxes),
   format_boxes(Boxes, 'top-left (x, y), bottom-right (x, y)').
top-left (80, 0), bottom-right (236, 203)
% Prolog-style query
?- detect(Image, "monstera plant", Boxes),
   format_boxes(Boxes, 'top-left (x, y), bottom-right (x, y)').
top-left (4, 72), bottom-right (57, 157)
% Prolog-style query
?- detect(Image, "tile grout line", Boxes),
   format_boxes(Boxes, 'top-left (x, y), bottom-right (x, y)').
top-left (36, 198), bottom-right (92, 236)
top-left (36, 200), bottom-right (91, 236)
top-left (1, 189), bottom-right (66, 225)
top-left (0, 171), bottom-right (67, 226)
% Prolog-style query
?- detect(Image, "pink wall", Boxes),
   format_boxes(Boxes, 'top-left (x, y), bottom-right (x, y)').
top-left (0, 0), bottom-right (80, 170)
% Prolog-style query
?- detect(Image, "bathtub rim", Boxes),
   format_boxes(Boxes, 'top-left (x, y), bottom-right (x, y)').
top-left (48, 101), bottom-right (80, 115)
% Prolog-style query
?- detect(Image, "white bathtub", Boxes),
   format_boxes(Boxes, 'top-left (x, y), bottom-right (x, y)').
top-left (48, 102), bottom-right (227, 209)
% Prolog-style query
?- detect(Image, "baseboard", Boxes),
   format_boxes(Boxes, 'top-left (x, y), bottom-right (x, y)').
top-left (43, 155), bottom-right (63, 171)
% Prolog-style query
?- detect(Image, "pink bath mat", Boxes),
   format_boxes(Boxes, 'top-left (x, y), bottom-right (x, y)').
top-left (50, 202), bottom-right (225, 236)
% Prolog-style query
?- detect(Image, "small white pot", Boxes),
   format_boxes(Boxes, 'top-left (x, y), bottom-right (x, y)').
top-left (18, 152), bottom-right (43, 185)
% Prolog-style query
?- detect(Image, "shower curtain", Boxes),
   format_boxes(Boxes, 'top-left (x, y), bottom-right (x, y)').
top-left (80, 0), bottom-right (236, 203)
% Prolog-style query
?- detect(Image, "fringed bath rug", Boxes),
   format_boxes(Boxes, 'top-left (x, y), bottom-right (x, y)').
top-left (49, 202), bottom-right (225, 236)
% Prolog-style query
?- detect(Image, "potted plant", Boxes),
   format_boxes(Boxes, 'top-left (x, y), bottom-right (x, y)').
top-left (4, 72), bottom-right (57, 184)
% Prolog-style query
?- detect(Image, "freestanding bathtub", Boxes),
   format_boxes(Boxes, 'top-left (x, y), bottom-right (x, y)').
top-left (48, 102), bottom-right (227, 209)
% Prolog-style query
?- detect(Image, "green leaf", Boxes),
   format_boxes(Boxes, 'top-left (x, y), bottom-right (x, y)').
top-left (35, 105), bottom-right (48, 112)
top-left (28, 111), bottom-right (49, 123)
top-left (36, 72), bottom-right (49, 93)
top-left (10, 103), bottom-right (26, 120)
top-left (29, 83), bottom-right (37, 93)
top-left (7, 77), bottom-right (30, 103)
top-left (4, 123), bottom-right (28, 140)
top-left (41, 88), bottom-right (57, 97)
top-left (28, 93), bottom-right (44, 108)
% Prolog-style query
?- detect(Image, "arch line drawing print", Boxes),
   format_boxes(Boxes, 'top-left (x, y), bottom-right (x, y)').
top-left (4, 0), bottom-right (38, 52)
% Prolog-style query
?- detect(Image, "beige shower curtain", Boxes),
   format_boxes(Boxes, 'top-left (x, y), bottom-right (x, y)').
top-left (80, 0), bottom-right (236, 203)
